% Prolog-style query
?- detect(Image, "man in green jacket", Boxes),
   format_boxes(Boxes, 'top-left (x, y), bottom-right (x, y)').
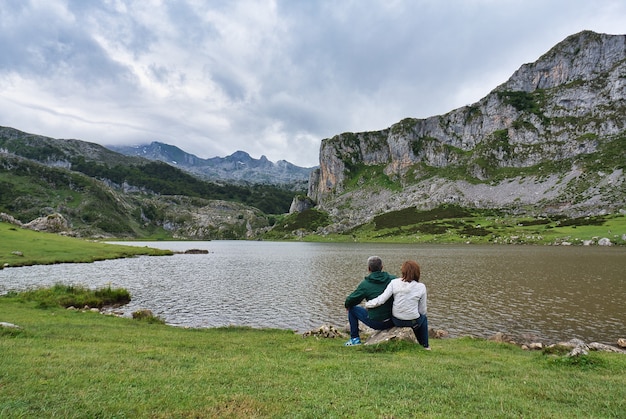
top-left (344, 256), bottom-right (395, 346)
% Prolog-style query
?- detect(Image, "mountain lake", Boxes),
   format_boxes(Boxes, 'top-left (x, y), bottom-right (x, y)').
top-left (1, 240), bottom-right (624, 345)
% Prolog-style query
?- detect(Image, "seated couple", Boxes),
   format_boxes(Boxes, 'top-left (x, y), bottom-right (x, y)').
top-left (344, 255), bottom-right (430, 349)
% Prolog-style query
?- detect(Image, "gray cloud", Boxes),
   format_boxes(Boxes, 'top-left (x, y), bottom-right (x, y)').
top-left (0, 0), bottom-right (624, 167)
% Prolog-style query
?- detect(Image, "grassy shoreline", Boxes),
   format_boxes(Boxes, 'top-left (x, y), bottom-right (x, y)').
top-left (0, 222), bottom-right (172, 269)
top-left (0, 214), bottom-right (626, 269)
top-left (2, 214), bottom-right (624, 417)
top-left (3, 213), bottom-right (625, 272)
top-left (1, 293), bottom-right (625, 418)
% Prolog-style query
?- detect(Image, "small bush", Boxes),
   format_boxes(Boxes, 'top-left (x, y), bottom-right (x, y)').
top-left (132, 309), bottom-right (165, 324)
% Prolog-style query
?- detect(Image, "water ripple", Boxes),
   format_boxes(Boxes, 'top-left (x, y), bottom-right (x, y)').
top-left (1, 241), bottom-right (624, 344)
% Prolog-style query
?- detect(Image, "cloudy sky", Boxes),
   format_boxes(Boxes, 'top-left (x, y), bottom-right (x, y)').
top-left (1, 0), bottom-right (624, 167)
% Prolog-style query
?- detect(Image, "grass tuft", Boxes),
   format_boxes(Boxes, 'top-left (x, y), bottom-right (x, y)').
top-left (15, 283), bottom-right (130, 309)
top-left (132, 309), bottom-right (166, 324)
top-left (547, 354), bottom-right (604, 369)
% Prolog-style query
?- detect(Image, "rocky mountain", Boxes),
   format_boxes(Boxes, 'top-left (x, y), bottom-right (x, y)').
top-left (109, 142), bottom-right (314, 189)
top-left (307, 31), bottom-right (626, 231)
top-left (2, 31), bottom-right (625, 242)
top-left (0, 151), bottom-right (273, 239)
top-left (0, 126), bottom-right (298, 212)
top-left (0, 126), bottom-right (302, 239)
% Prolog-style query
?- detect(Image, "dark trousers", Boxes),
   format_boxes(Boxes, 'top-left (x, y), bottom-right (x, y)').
top-left (393, 315), bottom-right (429, 348)
top-left (347, 306), bottom-right (393, 338)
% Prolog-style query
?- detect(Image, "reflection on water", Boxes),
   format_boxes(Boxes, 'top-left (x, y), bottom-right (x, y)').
top-left (1, 241), bottom-right (624, 344)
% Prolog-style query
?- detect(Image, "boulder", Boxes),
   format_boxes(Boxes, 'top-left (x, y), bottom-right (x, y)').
top-left (0, 212), bottom-right (22, 226)
top-left (547, 338), bottom-right (626, 355)
top-left (23, 213), bottom-right (69, 233)
top-left (589, 342), bottom-right (626, 354)
top-left (568, 343), bottom-right (589, 357)
top-left (289, 196), bottom-right (315, 214)
top-left (557, 339), bottom-right (590, 357)
top-left (557, 338), bottom-right (586, 348)
top-left (364, 327), bottom-right (417, 345)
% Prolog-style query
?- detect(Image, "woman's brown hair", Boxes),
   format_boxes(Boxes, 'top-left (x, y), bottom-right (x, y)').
top-left (401, 260), bottom-right (421, 282)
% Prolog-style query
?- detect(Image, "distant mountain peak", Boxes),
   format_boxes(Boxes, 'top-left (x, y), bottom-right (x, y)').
top-left (230, 150), bottom-right (252, 160)
top-left (108, 143), bottom-right (314, 189)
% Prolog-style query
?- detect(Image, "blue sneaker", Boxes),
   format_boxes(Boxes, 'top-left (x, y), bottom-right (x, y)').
top-left (344, 337), bottom-right (362, 346)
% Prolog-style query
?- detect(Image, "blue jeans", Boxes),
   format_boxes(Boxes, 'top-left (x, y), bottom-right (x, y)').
top-left (393, 315), bottom-right (429, 348)
top-left (347, 306), bottom-right (393, 338)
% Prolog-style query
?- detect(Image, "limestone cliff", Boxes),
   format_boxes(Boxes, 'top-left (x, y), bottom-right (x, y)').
top-left (308, 31), bottom-right (626, 229)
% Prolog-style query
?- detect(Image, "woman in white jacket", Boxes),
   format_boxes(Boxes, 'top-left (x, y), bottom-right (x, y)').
top-left (365, 260), bottom-right (430, 349)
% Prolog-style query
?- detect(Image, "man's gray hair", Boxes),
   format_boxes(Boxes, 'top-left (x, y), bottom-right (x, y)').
top-left (367, 256), bottom-right (383, 272)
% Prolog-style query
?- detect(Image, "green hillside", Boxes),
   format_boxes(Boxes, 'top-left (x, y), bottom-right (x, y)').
top-left (0, 126), bottom-right (304, 239)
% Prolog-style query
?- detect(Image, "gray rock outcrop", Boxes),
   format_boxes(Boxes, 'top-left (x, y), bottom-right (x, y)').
top-left (23, 213), bottom-right (69, 233)
top-left (308, 31), bottom-right (626, 230)
top-left (289, 195), bottom-right (315, 213)
top-left (0, 212), bottom-right (22, 226)
top-left (364, 327), bottom-right (417, 345)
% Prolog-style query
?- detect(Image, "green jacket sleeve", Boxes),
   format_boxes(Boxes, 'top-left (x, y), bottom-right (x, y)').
top-left (344, 283), bottom-right (366, 308)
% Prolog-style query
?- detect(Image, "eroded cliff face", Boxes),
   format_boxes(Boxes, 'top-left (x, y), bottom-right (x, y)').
top-left (308, 31), bottom-right (626, 227)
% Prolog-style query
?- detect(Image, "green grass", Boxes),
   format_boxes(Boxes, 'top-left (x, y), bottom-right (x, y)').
top-left (0, 221), bottom-right (172, 268)
top-left (295, 206), bottom-right (626, 245)
top-left (343, 163), bottom-right (403, 192)
top-left (7, 283), bottom-right (131, 309)
top-left (263, 208), bottom-right (332, 239)
top-left (1, 291), bottom-right (624, 418)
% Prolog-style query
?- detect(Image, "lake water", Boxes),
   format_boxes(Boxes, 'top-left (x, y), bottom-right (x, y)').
top-left (1, 241), bottom-right (624, 344)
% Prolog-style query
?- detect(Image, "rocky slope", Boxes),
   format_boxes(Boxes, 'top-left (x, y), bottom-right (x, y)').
top-left (0, 130), bottom-right (287, 239)
top-left (308, 31), bottom-right (626, 230)
top-left (0, 152), bottom-right (271, 240)
top-left (0, 126), bottom-right (144, 167)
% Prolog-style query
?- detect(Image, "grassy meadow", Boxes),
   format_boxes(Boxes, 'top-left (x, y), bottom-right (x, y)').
top-left (1, 218), bottom-right (625, 417)
top-left (1, 291), bottom-right (625, 418)
top-left (0, 221), bottom-right (172, 269)
top-left (281, 206), bottom-right (626, 245)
